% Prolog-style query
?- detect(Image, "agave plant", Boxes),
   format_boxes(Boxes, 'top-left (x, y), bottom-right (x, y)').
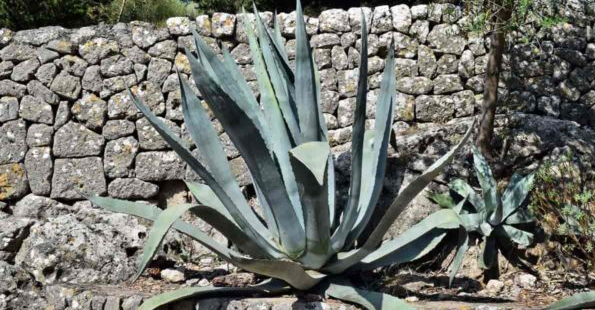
top-left (544, 291), bottom-right (595, 310)
top-left (432, 147), bottom-right (535, 285)
top-left (88, 2), bottom-right (474, 309)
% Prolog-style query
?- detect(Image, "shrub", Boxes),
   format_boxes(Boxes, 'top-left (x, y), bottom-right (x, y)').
top-left (100, 0), bottom-right (198, 24)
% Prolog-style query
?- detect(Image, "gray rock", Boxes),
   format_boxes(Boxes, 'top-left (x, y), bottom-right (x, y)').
top-left (147, 58), bottom-right (172, 86)
top-left (103, 119), bottom-right (136, 140)
top-left (108, 178), bottom-right (159, 199)
top-left (515, 273), bottom-right (537, 289)
top-left (104, 136), bottom-right (139, 178)
top-left (15, 210), bottom-right (141, 284)
top-left (427, 24), bottom-right (466, 55)
top-left (331, 46), bottom-right (349, 70)
top-left (50, 157), bottom-right (106, 199)
top-left (396, 76), bottom-right (432, 95)
top-left (319, 9), bottom-right (350, 33)
top-left (0, 61), bottom-right (13, 78)
top-left (556, 48), bottom-right (587, 66)
top-left (26, 124), bottom-right (53, 147)
top-left (100, 55), bottom-right (134, 78)
top-left (337, 98), bottom-right (355, 127)
top-left (53, 121), bottom-right (105, 157)
top-left (537, 95), bottom-right (561, 118)
top-left (135, 151), bottom-right (186, 181)
top-left (395, 92), bottom-right (415, 121)
top-left (0, 218), bottom-right (35, 261)
top-left (328, 126), bottom-right (353, 146)
top-left (340, 32), bottom-right (357, 48)
top-left (108, 82), bottom-right (165, 120)
top-left (134, 63), bottom-right (148, 81)
top-left (428, 3), bottom-right (443, 22)
top-left (433, 74), bottom-right (463, 94)
top-left (72, 94), bottom-right (107, 130)
top-left (314, 48), bottom-right (332, 69)
top-left (0, 119), bottom-right (27, 164)
top-left (453, 90), bottom-right (476, 117)
top-left (24, 147), bottom-right (52, 195)
top-left (409, 20), bottom-right (429, 43)
top-left (0, 80), bottom-right (26, 98)
top-left (337, 69), bottom-right (358, 97)
top-left (0, 162), bottom-right (28, 200)
top-left (347, 7), bottom-right (372, 33)
top-left (458, 50), bottom-right (475, 78)
top-left (11, 58), bottom-right (40, 82)
top-left (393, 32), bottom-right (418, 58)
top-left (19, 95), bottom-right (54, 124)
top-left (311, 33), bottom-right (341, 48)
top-left (466, 75), bottom-right (484, 92)
top-left (211, 13), bottom-right (236, 37)
top-left (12, 194), bottom-right (69, 218)
top-left (35, 63), bottom-right (58, 86)
top-left (321, 90), bottom-right (340, 113)
top-left (371, 5), bottom-right (392, 34)
top-left (121, 45), bottom-right (151, 64)
top-left (100, 74), bottom-right (137, 98)
top-left (391, 5), bottom-right (412, 33)
top-left (50, 73), bottom-right (82, 100)
top-left (0, 96), bottom-right (18, 122)
top-left (54, 55), bottom-right (88, 77)
top-left (54, 101), bottom-right (71, 129)
top-left (148, 40), bottom-right (177, 60)
top-left (27, 80), bottom-right (59, 105)
top-left (415, 95), bottom-right (455, 122)
top-left (167, 17), bottom-right (192, 36)
top-left (417, 45), bottom-right (436, 78)
top-left (559, 80), bottom-right (581, 101)
top-left (78, 38), bottom-right (119, 64)
top-left (131, 22), bottom-right (166, 48)
top-left (195, 15), bottom-right (212, 37)
top-left (161, 269), bottom-right (185, 283)
top-left (0, 28), bottom-right (13, 47)
top-left (411, 5), bottom-right (428, 19)
top-left (395, 58), bottom-right (417, 78)
top-left (436, 54), bottom-right (458, 74)
top-left (0, 44), bottom-right (36, 62)
top-left (13, 26), bottom-right (66, 46)
top-left (47, 39), bottom-right (75, 54)
top-left (136, 117), bottom-right (180, 150)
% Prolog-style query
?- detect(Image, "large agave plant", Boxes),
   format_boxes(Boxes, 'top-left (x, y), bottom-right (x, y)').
top-left (88, 2), bottom-right (473, 309)
top-left (432, 147), bottom-right (535, 285)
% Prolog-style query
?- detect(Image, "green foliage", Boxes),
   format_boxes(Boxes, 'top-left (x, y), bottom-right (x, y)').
top-left (530, 151), bottom-right (595, 269)
top-left (100, 0), bottom-right (198, 24)
top-left (433, 147), bottom-right (535, 285)
top-left (88, 2), bottom-right (474, 309)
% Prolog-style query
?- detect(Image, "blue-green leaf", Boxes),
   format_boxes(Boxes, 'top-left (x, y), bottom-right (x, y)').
top-left (448, 228), bottom-right (469, 287)
top-left (544, 291), bottom-right (595, 310)
top-left (324, 279), bottom-right (415, 310)
top-left (479, 235), bottom-right (498, 269)
top-left (498, 224), bottom-right (534, 247)
top-left (501, 172), bottom-right (535, 223)
top-left (505, 207), bottom-right (534, 225)
top-left (472, 147), bottom-right (499, 218)
top-left (450, 179), bottom-right (486, 214)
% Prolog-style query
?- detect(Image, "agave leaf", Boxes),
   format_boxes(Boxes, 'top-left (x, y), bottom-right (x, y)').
top-left (272, 12), bottom-right (289, 62)
top-left (459, 213), bottom-right (483, 232)
top-left (505, 207), bottom-right (535, 225)
top-left (138, 279), bottom-right (291, 310)
top-left (134, 204), bottom-right (200, 281)
top-left (186, 49), bottom-right (306, 258)
top-left (289, 142), bottom-right (332, 269)
top-left (479, 235), bottom-right (498, 269)
top-left (327, 121), bottom-right (474, 273)
top-left (185, 182), bottom-right (270, 258)
top-left (450, 179), bottom-right (486, 214)
top-left (129, 90), bottom-right (283, 258)
top-left (295, 0), bottom-right (321, 142)
top-left (348, 208), bottom-right (462, 272)
top-left (429, 192), bottom-right (457, 209)
top-left (330, 11), bottom-right (369, 251)
top-left (472, 147), bottom-right (499, 219)
top-left (501, 172), bottom-right (535, 223)
top-left (448, 228), bottom-right (469, 287)
top-left (498, 225), bottom-right (534, 247)
top-left (231, 255), bottom-right (327, 290)
top-left (252, 6), bottom-right (301, 144)
top-left (544, 291), bottom-right (595, 310)
top-left (86, 195), bottom-right (238, 262)
top-left (324, 278), bottom-right (415, 310)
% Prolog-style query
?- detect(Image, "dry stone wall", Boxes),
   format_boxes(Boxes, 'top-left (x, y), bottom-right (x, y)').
top-left (0, 2), bottom-right (594, 205)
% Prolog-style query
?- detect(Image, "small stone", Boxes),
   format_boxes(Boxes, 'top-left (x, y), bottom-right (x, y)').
top-left (396, 76), bottom-right (432, 95)
top-left (395, 92), bottom-right (415, 121)
top-left (427, 24), bottom-right (466, 55)
top-left (35, 63), bottom-right (58, 86)
top-left (121, 46), bottom-right (151, 64)
top-left (26, 124), bottom-right (53, 147)
top-left (160, 269), bottom-right (186, 283)
top-left (395, 58), bottom-right (417, 78)
top-left (148, 40), bottom-right (177, 60)
top-left (409, 20), bottom-right (429, 43)
top-left (417, 45), bottom-right (436, 78)
top-left (104, 137), bottom-right (139, 178)
top-left (0, 163), bottom-right (29, 200)
top-left (319, 9), bottom-right (350, 33)
top-left (131, 22), bottom-right (167, 49)
top-left (19, 95), bottom-right (54, 124)
top-left (167, 17), bottom-right (192, 36)
top-left (38, 48), bottom-right (60, 64)
top-left (195, 15), bottom-right (212, 36)
top-left (211, 13), bottom-right (236, 37)
top-left (0, 120), bottom-right (27, 164)
top-left (100, 74), bottom-right (137, 98)
top-left (337, 69), bottom-right (358, 97)
top-left (108, 178), bottom-right (159, 199)
top-left (515, 273), bottom-right (537, 289)
top-left (24, 147), bottom-right (52, 196)
top-left (321, 90), bottom-right (340, 113)
top-left (331, 46), bottom-right (349, 70)
top-left (311, 33), bottom-right (341, 48)
top-left (53, 121), bottom-right (105, 157)
top-left (458, 50), bottom-right (475, 78)
top-left (10, 58), bottom-right (40, 82)
top-left (371, 5), bottom-right (392, 34)
top-left (392, 32), bottom-right (418, 58)
top-left (391, 5), bottom-right (412, 33)
top-left (437, 54), bottom-right (458, 74)
top-left (453, 90), bottom-right (476, 117)
top-left (433, 74), bottom-right (463, 94)
top-left (135, 151), bottom-right (185, 181)
top-left (415, 95), bottom-right (455, 122)
top-left (485, 279), bottom-right (505, 294)
top-left (147, 58), bottom-right (172, 86)
top-left (320, 68), bottom-right (337, 91)
top-left (54, 101), bottom-right (70, 129)
top-left (0, 61), bottom-right (13, 79)
top-left (108, 82), bottom-right (165, 120)
top-left (537, 95), bottom-right (561, 118)
top-left (100, 55), bottom-right (134, 78)
top-left (27, 80), bottom-right (59, 105)
top-left (230, 43), bottom-right (252, 65)
top-left (337, 98), bottom-right (355, 127)
top-left (136, 117), bottom-right (181, 150)
top-left (72, 94), bottom-right (107, 130)
top-left (0, 96), bottom-right (18, 122)
top-left (47, 39), bottom-right (75, 54)
top-left (54, 55), bottom-right (88, 77)
top-left (0, 80), bottom-right (26, 98)
top-left (78, 38), bottom-right (119, 64)
top-left (103, 120), bottom-right (136, 140)
top-left (50, 73), bottom-right (82, 100)
top-left (50, 157), bottom-right (106, 199)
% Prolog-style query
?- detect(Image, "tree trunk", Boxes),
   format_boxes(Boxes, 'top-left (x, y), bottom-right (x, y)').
top-left (476, 3), bottom-right (511, 158)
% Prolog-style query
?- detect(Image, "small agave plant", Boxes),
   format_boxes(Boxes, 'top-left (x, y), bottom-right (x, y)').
top-left (88, 2), bottom-right (473, 309)
top-left (432, 148), bottom-right (535, 285)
